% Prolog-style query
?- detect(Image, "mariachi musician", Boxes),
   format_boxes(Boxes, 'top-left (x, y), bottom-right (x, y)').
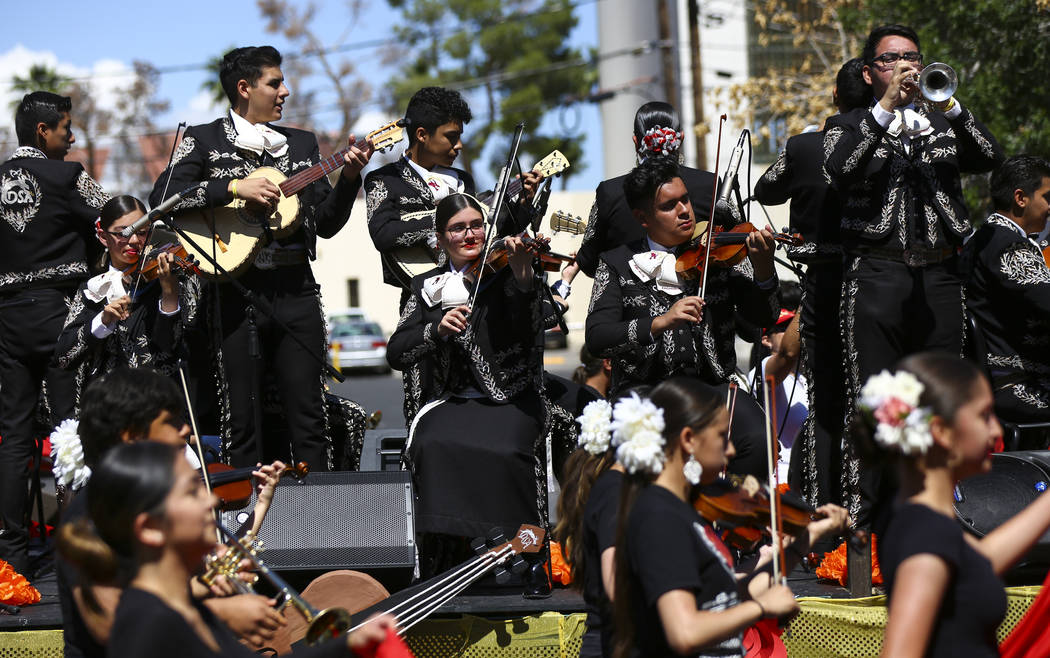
top-left (386, 193), bottom-right (550, 579)
top-left (55, 195), bottom-right (201, 402)
top-left (149, 45), bottom-right (372, 470)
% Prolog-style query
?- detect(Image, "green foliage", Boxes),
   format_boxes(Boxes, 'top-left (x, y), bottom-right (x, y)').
top-left (9, 64), bottom-right (71, 110)
top-left (386, 0), bottom-right (595, 183)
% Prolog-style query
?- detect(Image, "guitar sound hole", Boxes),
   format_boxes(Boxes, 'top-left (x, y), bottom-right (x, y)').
top-left (235, 200), bottom-right (276, 229)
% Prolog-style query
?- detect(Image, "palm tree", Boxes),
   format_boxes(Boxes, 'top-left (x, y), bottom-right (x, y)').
top-left (9, 64), bottom-right (71, 109)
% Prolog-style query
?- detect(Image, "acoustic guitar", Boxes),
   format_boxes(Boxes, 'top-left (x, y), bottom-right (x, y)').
top-left (382, 150), bottom-right (571, 289)
top-left (178, 120), bottom-right (405, 278)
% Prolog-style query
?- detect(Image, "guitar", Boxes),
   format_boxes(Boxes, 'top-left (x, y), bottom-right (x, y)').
top-left (382, 150), bottom-right (571, 289)
top-left (345, 524), bottom-right (546, 637)
top-left (548, 209), bottom-right (586, 235)
top-left (178, 120), bottom-right (405, 278)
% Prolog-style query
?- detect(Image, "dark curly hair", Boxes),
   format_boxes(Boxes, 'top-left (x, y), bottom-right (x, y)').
top-left (404, 87), bottom-right (472, 146)
top-left (623, 156), bottom-right (681, 212)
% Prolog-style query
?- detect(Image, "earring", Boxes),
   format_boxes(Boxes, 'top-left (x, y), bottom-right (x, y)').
top-left (683, 454), bottom-right (703, 485)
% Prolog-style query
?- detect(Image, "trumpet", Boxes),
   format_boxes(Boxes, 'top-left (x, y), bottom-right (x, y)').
top-left (204, 521), bottom-right (352, 645)
top-left (913, 62), bottom-right (957, 103)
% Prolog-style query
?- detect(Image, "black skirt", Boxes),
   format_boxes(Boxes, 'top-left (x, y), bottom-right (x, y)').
top-left (407, 392), bottom-right (542, 538)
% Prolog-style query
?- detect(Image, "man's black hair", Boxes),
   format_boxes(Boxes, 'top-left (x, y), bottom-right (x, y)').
top-left (836, 57), bottom-right (871, 112)
top-left (990, 155), bottom-right (1050, 212)
top-left (219, 46), bottom-right (283, 106)
top-left (79, 367), bottom-right (186, 469)
top-left (623, 156), bottom-right (681, 212)
top-left (862, 24), bottom-right (921, 64)
top-left (14, 91), bottom-right (72, 147)
top-left (404, 87), bottom-right (472, 146)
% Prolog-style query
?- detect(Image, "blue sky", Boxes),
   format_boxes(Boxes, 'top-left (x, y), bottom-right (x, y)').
top-left (1, 0), bottom-right (604, 191)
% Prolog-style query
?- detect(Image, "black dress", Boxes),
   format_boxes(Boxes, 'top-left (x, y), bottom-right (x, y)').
top-left (56, 494), bottom-right (105, 658)
top-left (387, 266), bottom-right (547, 543)
top-left (624, 485), bottom-right (744, 658)
top-left (881, 502), bottom-right (1006, 658)
top-left (580, 468), bottom-right (623, 658)
top-left (108, 587), bottom-right (348, 658)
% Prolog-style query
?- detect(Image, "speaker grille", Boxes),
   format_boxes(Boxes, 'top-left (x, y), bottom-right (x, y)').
top-left (221, 471), bottom-right (415, 570)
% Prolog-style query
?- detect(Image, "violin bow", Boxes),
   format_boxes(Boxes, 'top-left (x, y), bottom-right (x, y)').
top-left (762, 374), bottom-right (786, 584)
top-left (699, 114), bottom-right (728, 301)
top-left (469, 122), bottom-right (526, 314)
top-left (129, 123), bottom-right (186, 301)
top-left (722, 381), bottom-right (738, 479)
top-left (178, 361), bottom-right (221, 543)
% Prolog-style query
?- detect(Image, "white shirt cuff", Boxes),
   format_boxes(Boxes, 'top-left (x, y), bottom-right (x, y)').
top-left (870, 103), bottom-right (896, 128)
top-left (90, 312), bottom-right (116, 338)
top-left (944, 99), bottom-right (963, 120)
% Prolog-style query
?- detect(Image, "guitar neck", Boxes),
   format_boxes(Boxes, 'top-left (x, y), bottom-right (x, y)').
top-left (279, 137), bottom-right (367, 197)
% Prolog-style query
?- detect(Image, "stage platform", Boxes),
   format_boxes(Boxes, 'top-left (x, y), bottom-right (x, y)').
top-left (0, 566), bottom-right (1040, 657)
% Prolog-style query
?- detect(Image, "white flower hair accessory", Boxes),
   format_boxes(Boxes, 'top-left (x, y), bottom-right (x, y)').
top-left (50, 418), bottom-right (92, 490)
top-left (577, 399), bottom-right (613, 455)
top-left (610, 392), bottom-right (667, 475)
top-left (639, 126), bottom-right (683, 157)
top-left (858, 370), bottom-right (934, 455)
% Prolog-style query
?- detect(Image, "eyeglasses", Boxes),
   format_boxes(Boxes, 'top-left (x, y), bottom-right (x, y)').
top-left (871, 51), bottom-right (923, 67)
top-left (446, 221), bottom-right (485, 238)
top-left (105, 228), bottom-right (150, 240)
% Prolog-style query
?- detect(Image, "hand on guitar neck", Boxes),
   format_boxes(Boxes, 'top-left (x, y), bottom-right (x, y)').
top-left (339, 132), bottom-right (375, 182)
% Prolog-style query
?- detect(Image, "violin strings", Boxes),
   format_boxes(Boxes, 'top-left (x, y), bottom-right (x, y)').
top-left (700, 114), bottom-right (728, 301)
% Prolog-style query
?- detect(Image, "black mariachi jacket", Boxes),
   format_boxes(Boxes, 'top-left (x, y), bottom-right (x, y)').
top-left (365, 158), bottom-right (476, 289)
top-left (585, 240), bottom-right (779, 395)
top-left (0, 147), bottom-right (108, 292)
top-left (386, 266), bottom-right (544, 407)
top-left (54, 273), bottom-right (202, 406)
top-left (823, 105), bottom-right (1003, 250)
top-left (755, 130), bottom-right (843, 263)
top-left (148, 113), bottom-right (361, 260)
top-left (963, 213), bottom-right (1050, 411)
top-left (576, 164), bottom-right (724, 278)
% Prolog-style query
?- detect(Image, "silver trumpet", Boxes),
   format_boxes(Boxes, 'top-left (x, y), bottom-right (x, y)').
top-left (918, 62), bottom-right (957, 103)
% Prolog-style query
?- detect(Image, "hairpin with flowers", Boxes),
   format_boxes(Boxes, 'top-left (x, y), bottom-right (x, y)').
top-left (858, 370), bottom-right (934, 456)
top-left (610, 392), bottom-right (666, 475)
top-left (577, 399), bottom-right (613, 456)
top-left (50, 418), bottom-right (92, 490)
top-left (638, 125), bottom-right (684, 158)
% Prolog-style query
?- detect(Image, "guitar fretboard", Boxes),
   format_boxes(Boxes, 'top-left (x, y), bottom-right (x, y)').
top-left (279, 138), bottom-right (368, 198)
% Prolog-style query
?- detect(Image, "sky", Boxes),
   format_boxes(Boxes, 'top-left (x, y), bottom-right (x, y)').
top-left (0, 0), bottom-right (604, 191)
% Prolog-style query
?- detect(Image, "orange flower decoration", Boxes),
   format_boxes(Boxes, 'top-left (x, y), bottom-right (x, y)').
top-left (0, 558), bottom-right (41, 606)
top-left (814, 533), bottom-right (883, 587)
top-left (546, 541), bottom-right (574, 587)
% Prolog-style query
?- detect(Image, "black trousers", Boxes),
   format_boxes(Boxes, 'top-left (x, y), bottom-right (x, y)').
top-left (0, 286), bottom-right (78, 573)
top-left (217, 265), bottom-right (330, 470)
top-left (842, 256), bottom-right (963, 527)
top-left (789, 261), bottom-right (846, 507)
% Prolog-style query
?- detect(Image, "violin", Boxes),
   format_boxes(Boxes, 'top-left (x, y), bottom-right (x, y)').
top-left (203, 461), bottom-right (309, 510)
top-left (469, 233), bottom-right (574, 277)
top-left (675, 222), bottom-right (803, 278)
top-left (694, 474), bottom-right (817, 552)
top-left (122, 242), bottom-right (201, 281)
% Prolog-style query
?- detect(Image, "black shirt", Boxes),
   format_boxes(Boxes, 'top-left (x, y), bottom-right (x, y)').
top-left (582, 469), bottom-right (623, 653)
top-left (56, 493), bottom-right (105, 658)
top-left (624, 485), bottom-right (743, 658)
top-left (109, 587), bottom-right (349, 658)
top-left (881, 502), bottom-right (1006, 658)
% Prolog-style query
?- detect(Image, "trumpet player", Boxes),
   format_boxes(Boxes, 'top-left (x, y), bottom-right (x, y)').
top-left (823, 24), bottom-right (1004, 530)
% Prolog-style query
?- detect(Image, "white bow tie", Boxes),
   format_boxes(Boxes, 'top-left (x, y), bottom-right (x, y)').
top-left (888, 107), bottom-right (933, 138)
top-left (84, 269), bottom-right (127, 304)
top-left (629, 251), bottom-right (683, 295)
top-left (422, 271), bottom-right (472, 309)
top-left (232, 118), bottom-right (289, 157)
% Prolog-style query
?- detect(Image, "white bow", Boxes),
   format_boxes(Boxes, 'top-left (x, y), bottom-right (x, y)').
top-left (231, 112), bottom-right (289, 157)
top-left (422, 271), bottom-right (472, 310)
top-left (629, 251), bottom-right (683, 295)
top-left (83, 269), bottom-right (127, 304)
top-left (887, 107), bottom-right (933, 138)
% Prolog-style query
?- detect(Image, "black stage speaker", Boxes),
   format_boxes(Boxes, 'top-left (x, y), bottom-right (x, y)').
top-left (359, 429), bottom-right (408, 472)
top-left (953, 451), bottom-right (1050, 566)
top-left (221, 470), bottom-right (415, 571)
